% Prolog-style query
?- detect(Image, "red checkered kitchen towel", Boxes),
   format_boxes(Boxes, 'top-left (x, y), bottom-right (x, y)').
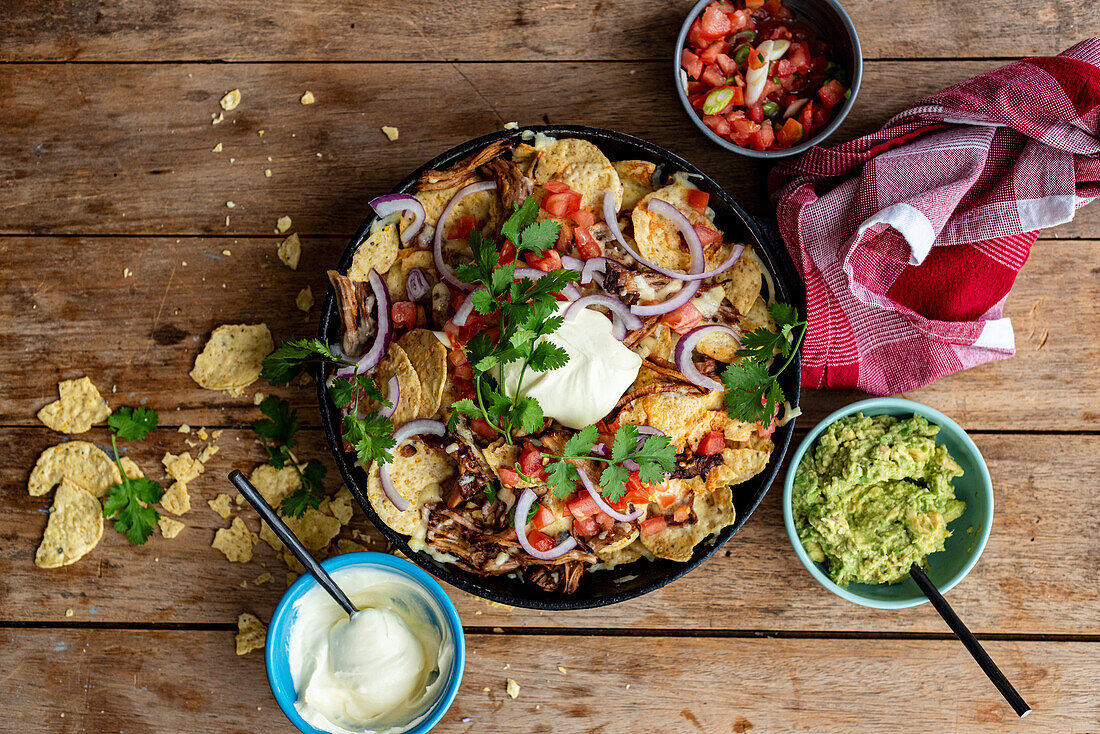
top-left (768, 39), bottom-right (1100, 394)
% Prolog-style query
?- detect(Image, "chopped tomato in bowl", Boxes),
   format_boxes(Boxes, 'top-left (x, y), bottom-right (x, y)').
top-left (675, 0), bottom-right (861, 158)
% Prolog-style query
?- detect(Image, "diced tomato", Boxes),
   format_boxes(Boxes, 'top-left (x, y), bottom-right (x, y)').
top-left (543, 180), bottom-right (571, 194)
top-left (699, 40), bottom-right (730, 65)
top-left (566, 494), bottom-right (601, 519)
top-left (732, 118), bottom-right (759, 135)
top-left (661, 301), bottom-right (703, 335)
top-left (524, 248), bottom-right (562, 273)
top-left (452, 362), bottom-right (473, 382)
top-left (818, 79), bottom-right (846, 109)
top-left (689, 91), bottom-right (709, 111)
top-left (573, 514), bottom-right (598, 537)
top-left (776, 117), bottom-right (803, 146)
top-left (569, 209), bottom-right (595, 227)
top-left (765, 0), bottom-right (792, 19)
top-left (715, 53), bottom-right (738, 77)
top-left (686, 80), bottom-right (708, 97)
top-left (747, 46), bottom-right (768, 71)
top-left (697, 431), bottom-right (726, 456)
top-left (775, 59), bottom-right (792, 77)
top-left (622, 473), bottom-right (653, 505)
top-left (813, 102), bottom-right (831, 128)
top-left (448, 347), bottom-right (468, 367)
top-left (498, 240), bottom-right (516, 266)
top-left (681, 49), bottom-right (704, 80)
top-left (787, 41), bottom-right (811, 73)
top-left (748, 122), bottom-right (775, 151)
top-left (693, 224), bottom-right (721, 248)
top-left (698, 5), bottom-right (733, 41)
top-left (470, 418), bottom-right (497, 441)
top-left (447, 213), bottom-right (476, 241)
top-left (526, 530), bottom-right (556, 553)
top-left (442, 319), bottom-right (461, 344)
top-left (594, 511), bottom-right (615, 529)
top-left (700, 64), bottom-right (726, 89)
top-left (798, 100), bottom-right (815, 134)
top-left (655, 491), bottom-right (679, 510)
top-left (702, 114), bottom-right (732, 137)
top-left (531, 503), bottom-right (556, 531)
top-left (761, 77), bottom-right (782, 99)
top-left (686, 189), bottom-right (710, 212)
top-left (744, 0), bottom-right (764, 8)
top-left (748, 102), bottom-right (765, 123)
top-left (686, 17), bottom-right (708, 49)
top-left (519, 443), bottom-right (547, 479)
top-left (673, 505), bottom-right (692, 523)
top-left (542, 191), bottom-right (582, 217)
top-left (497, 467), bottom-right (521, 487)
top-left (573, 227), bottom-right (602, 260)
top-left (390, 301), bottom-right (418, 328)
top-left (715, 7), bottom-right (751, 33)
top-left (640, 516), bottom-right (668, 537)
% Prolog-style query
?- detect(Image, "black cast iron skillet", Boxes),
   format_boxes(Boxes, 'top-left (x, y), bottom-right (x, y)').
top-left (316, 125), bottom-right (802, 610)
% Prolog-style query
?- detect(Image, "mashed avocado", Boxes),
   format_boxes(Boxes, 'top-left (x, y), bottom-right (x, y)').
top-left (792, 413), bottom-right (965, 586)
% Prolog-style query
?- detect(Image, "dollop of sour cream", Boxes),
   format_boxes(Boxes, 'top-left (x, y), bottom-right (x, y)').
top-left (288, 567), bottom-right (454, 734)
top-left (499, 303), bottom-right (642, 429)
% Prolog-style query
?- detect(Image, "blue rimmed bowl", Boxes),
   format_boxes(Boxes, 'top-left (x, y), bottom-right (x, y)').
top-left (782, 398), bottom-right (993, 609)
top-left (265, 552), bottom-right (465, 733)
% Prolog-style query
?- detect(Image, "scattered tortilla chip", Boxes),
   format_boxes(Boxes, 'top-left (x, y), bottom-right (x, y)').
top-left (236, 612), bottom-right (266, 655)
top-left (213, 517), bottom-right (257, 562)
top-left (533, 138), bottom-right (623, 215)
top-left (287, 572), bottom-right (299, 586)
top-left (161, 481), bottom-right (192, 516)
top-left (163, 452), bottom-right (204, 483)
top-left (119, 457), bottom-right (143, 480)
top-left (212, 112), bottom-right (224, 125)
top-left (198, 445), bottom-right (220, 463)
top-left (381, 125), bottom-right (399, 141)
top-left (280, 509), bottom-right (341, 553)
top-left (613, 160), bottom-right (657, 212)
top-left (506, 679), bottom-right (521, 699)
top-left (377, 343), bottom-right (423, 428)
top-left (208, 493), bottom-right (233, 519)
top-left (65, 608), bottom-right (74, 617)
top-left (253, 392), bottom-right (266, 406)
top-left (276, 215), bottom-right (292, 233)
top-left (258, 520), bottom-right (283, 552)
top-left (281, 548), bottom-right (307, 574)
top-left (367, 440), bottom-right (455, 535)
top-left (329, 486), bottom-right (355, 525)
top-left (347, 224), bottom-right (399, 283)
top-left (640, 484), bottom-right (735, 562)
top-left (212, 143), bottom-right (223, 153)
top-left (158, 517), bottom-right (185, 539)
top-left (398, 329), bottom-right (448, 418)
top-left (36, 377), bottom-right (111, 434)
top-left (336, 539), bottom-right (370, 554)
top-left (253, 572), bottom-right (274, 586)
top-left (277, 233), bottom-right (301, 270)
top-left (629, 391), bottom-right (730, 453)
top-left (249, 463), bottom-right (301, 508)
top-left (719, 246), bottom-right (763, 316)
top-left (220, 89), bottom-right (241, 111)
top-left (28, 441), bottom-right (121, 499)
top-left (296, 286), bottom-right (314, 312)
top-left (300, 90), bottom-right (315, 105)
top-left (382, 247), bottom-right (433, 300)
top-left (189, 324), bottom-right (274, 396)
top-left (35, 479), bottom-right (103, 568)
top-left (740, 296), bottom-right (777, 334)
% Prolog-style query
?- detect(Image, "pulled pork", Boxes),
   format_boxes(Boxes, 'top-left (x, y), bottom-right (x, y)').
top-left (483, 157), bottom-right (534, 211)
top-left (442, 416), bottom-right (498, 506)
top-left (669, 452), bottom-right (725, 480)
top-left (417, 139), bottom-right (513, 191)
top-left (327, 270), bottom-right (375, 357)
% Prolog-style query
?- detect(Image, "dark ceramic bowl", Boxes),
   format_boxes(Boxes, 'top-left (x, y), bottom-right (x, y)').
top-left (317, 125), bottom-right (802, 609)
top-left (674, 0), bottom-right (863, 159)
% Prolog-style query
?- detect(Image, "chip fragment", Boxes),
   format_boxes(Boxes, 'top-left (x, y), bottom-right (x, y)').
top-left (296, 286), bottom-right (314, 312)
top-left (236, 612), bottom-right (267, 655)
top-left (37, 377), bottom-right (111, 434)
top-left (376, 343), bottom-right (423, 428)
top-left (163, 452), bottom-right (204, 483)
top-left (276, 215), bottom-right (292, 233)
top-left (397, 329), bottom-right (448, 418)
top-left (612, 160), bottom-right (657, 212)
top-left (347, 224), bottom-right (399, 283)
top-left (28, 441), bottom-right (121, 499)
top-left (220, 89), bottom-right (241, 111)
top-left (249, 463), bottom-right (301, 507)
top-left (161, 481), bottom-right (192, 516)
top-left (208, 493), bottom-right (233, 519)
top-left (280, 509), bottom-right (341, 553)
top-left (189, 324), bottom-right (274, 396)
top-left (35, 479), bottom-right (104, 568)
top-left (213, 517), bottom-right (257, 562)
top-left (381, 125), bottom-right (399, 141)
top-left (277, 233), bottom-right (301, 270)
top-left (532, 138), bottom-right (623, 214)
top-left (366, 439), bottom-right (455, 535)
top-left (300, 91), bottom-right (315, 105)
top-left (158, 517), bottom-right (185, 539)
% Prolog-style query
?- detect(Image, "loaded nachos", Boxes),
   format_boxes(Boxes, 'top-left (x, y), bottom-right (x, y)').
top-left (264, 132), bottom-right (802, 594)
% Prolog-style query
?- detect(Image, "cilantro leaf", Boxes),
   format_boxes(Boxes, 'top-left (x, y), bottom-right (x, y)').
top-left (599, 464), bottom-right (630, 502)
top-left (769, 302), bottom-right (799, 330)
top-left (483, 483), bottom-right (499, 505)
top-left (527, 341), bottom-right (568, 373)
top-left (279, 460), bottom-right (327, 518)
top-left (103, 477), bottom-right (164, 545)
top-left (514, 396), bottom-right (545, 434)
top-left (343, 412), bottom-right (395, 467)
top-left (564, 424), bottom-right (598, 457)
top-left (721, 360), bottom-right (773, 423)
top-left (252, 396), bottom-right (299, 447)
top-left (518, 220), bottom-right (560, 255)
top-left (501, 196), bottom-right (540, 246)
top-left (469, 287), bottom-right (495, 315)
top-left (546, 459), bottom-right (579, 499)
top-left (108, 407), bottom-right (159, 441)
top-left (611, 424), bottom-right (639, 463)
top-left (736, 326), bottom-right (788, 362)
top-left (328, 375), bottom-right (382, 409)
top-left (261, 338), bottom-right (342, 385)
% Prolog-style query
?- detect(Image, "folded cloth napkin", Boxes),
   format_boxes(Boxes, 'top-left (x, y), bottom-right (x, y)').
top-left (768, 39), bottom-right (1100, 394)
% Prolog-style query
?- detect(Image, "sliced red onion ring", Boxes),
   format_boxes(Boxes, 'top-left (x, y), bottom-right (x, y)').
top-left (611, 318), bottom-right (628, 340)
top-left (564, 295), bottom-right (643, 332)
top-left (591, 442), bottom-right (610, 458)
top-left (433, 180), bottom-right (497, 292)
top-left (379, 375), bottom-right (399, 419)
top-left (405, 267), bottom-right (430, 301)
top-left (560, 255), bottom-right (585, 272)
top-left (562, 283), bottom-right (582, 301)
top-left (335, 269), bottom-right (393, 377)
top-left (514, 488), bottom-right (579, 560)
top-left (577, 468), bottom-right (644, 522)
top-left (379, 419), bottom-right (447, 511)
top-left (674, 324), bottom-right (741, 392)
top-left (371, 194), bottom-right (426, 244)
top-left (451, 289), bottom-right (479, 327)
top-left (580, 257), bottom-right (609, 286)
top-left (513, 267), bottom-right (546, 281)
top-left (635, 425), bottom-right (664, 437)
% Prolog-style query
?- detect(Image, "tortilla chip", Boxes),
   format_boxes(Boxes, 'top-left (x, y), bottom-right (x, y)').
top-left (236, 612), bottom-right (266, 655)
top-left (596, 537), bottom-right (650, 567)
top-left (383, 248), bottom-right (434, 300)
top-left (198, 445), bottom-right (220, 463)
top-left (250, 463), bottom-right (301, 508)
top-left (158, 517), bottom-right (185, 539)
top-left (329, 486), bottom-right (355, 525)
top-left (253, 572), bottom-right (274, 586)
top-left (36, 377), bottom-right (111, 434)
top-left (161, 481), bottom-right (191, 516)
top-left (276, 215), bottom-right (292, 233)
top-left (281, 509), bottom-right (342, 553)
top-left (410, 183), bottom-right (500, 232)
top-left (595, 528), bottom-right (640, 560)
top-left (281, 548), bottom-right (307, 574)
top-left (213, 516), bottom-right (257, 562)
top-left (189, 324), bottom-right (273, 396)
top-left (258, 520), bottom-right (283, 552)
top-left (740, 296), bottom-right (777, 334)
top-left (696, 329), bottom-right (741, 363)
top-left (719, 246), bottom-right (763, 315)
top-left (220, 88), bottom-right (241, 111)
top-left (633, 391), bottom-right (730, 453)
top-left (34, 479), bottom-right (103, 568)
top-left (366, 440), bottom-right (455, 535)
top-left (533, 138), bottom-right (623, 215)
top-left (296, 286), bottom-right (314, 312)
top-left (381, 125), bottom-right (399, 141)
top-left (347, 223), bottom-right (400, 282)
top-left (398, 329), bottom-right (448, 418)
top-left (119, 457), bottom-right (143, 480)
top-left (162, 452), bottom-right (204, 483)
top-left (377, 343), bottom-right (423, 428)
top-left (300, 90), bottom-right (315, 105)
top-left (277, 233), bottom-right (302, 270)
top-left (632, 182), bottom-right (718, 272)
top-left (336, 539), bottom-right (370, 554)
top-left (706, 440), bottom-right (772, 492)
top-left (28, 441), bottom-right (121, 499)
top-left (613, 160), bottom-right (656, 212)
top-left (208, 493), bottom-right (233, 519)
top-left (640, 483), bottom-right (735, 562)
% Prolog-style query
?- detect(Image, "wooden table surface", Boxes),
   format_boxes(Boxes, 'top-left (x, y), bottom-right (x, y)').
top-left (2, 2), bottom-right (1098, 732)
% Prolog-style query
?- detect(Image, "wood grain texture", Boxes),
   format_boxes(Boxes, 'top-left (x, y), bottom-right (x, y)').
top-left (3, 426), bottom-right (1097, 635)
top-left (3, 60), bottom-right (1099, 238)
top-left (2, 237), bottom-right (1095, 430)
top-left (1, 629), bottom-right (1095, 733)
top-left (0, 0), bottom-right (1094, 62)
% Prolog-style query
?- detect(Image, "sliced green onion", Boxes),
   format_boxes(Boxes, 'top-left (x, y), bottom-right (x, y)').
top-left (733, 30), bottom-right (756, 43)
top-left (734, 45), bottom-right (751, 66)
top-left (703, 87), bottom-right (736, 115)
top-left (844, 88), bottom-right (852, 99)
top-left (762, 101), bottom-right (779, 117)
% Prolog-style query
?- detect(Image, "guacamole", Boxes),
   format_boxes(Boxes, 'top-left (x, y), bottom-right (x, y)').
top-left (792, 413), bottom-right (965, 586)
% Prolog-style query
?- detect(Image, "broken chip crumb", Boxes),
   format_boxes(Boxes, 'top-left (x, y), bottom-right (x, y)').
top-left (276, 215), bottom-right (292, 233)
top-left (198, 428), bottom-right (209, 441)
top-left (253, 572), bottom-right (274, 586)
top-left (503, 121), bottom-right (519, 130)
top-left (208, 493), bottom-right (233, 519)
top-left (226, 201), bottom-right (235, 208)
top-left (123, 267), bottom-right (133, 278)
top-left (37, 376), bottom-right (111, 434)
top-left (158, 516), bottom-right (185, 539)
top-left (506, 679), bottom-right (520, 699)
top-left (198, 444), bottom-right (220, 464)
top-left (558, 666), bottom-right (567, 674)
top-left (257, 129), bottom-right (264, 136)
top-left (212, 113), bottom-right (224, 125)
top-left (492, 627), bottom-right (504, 633)
top-left (65, 608), bottom-right (74, 617)
top-left (189, 324), bottom-right (274, 396)
top-left (277, 233), bottom-right (301, 270)
top-left (163, 451), bottom-right (204, 483)
top-left (264, 169), bottom-right (272, 177)
top-left (119, 456), bottom-right (143, 481)
top-left (236, 612), bottom-right (266, 655)
top-left (220, 88), bottom-right (241, 111)
top-left (240, 579), bottom-right (248, 588)
top-left (222, 249), bottom-right (232, 257)
top-left (160, 481), bottom-right (192, 516)
top-left (253, 391), bottom-right (266, 406)
top-left (381, 126), bottom-right (399, 141)
top-left (213, 517), bottom-right (257, 563)
top-left (300, 91), bottom-right (315, 105)
top-left (296, 286), bottom-right (314, 313)
top-left (212, 143), bottom-right (223, 152)
top-left (178, 424), bottom-right (191, 434)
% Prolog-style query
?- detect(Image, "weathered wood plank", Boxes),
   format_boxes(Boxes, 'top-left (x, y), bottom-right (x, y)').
top-left (1, 628), bottom-right (1094, 732)
top-left (3, 427), bottom-right (1096, 634)
top-left (3, 60), bottom-right (1098, 238)
top-left (2, 237), bottom-right (1094, 431)
top-left (0, 0), bottom-right (1093, 62)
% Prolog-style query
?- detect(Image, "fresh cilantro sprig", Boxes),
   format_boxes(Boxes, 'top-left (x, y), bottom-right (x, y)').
top-left (720, 302), bottom-right (807, 424)
top-left (102, 406), bottom-right (164, 545)
top-left (261, 338), bottom-right (355, 385)
top-left (542, 424), bottom-right (677, 502)
top-left (251, 396), bottom-right (329, 518)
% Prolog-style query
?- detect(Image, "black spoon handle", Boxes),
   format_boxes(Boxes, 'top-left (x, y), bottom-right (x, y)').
top-left (229, 470), bottom-right (358, 618)
top-left (909, 563), bottom-right (1031, 718)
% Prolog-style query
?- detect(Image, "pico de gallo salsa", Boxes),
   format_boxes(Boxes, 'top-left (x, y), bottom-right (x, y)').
top-left (680, 0), bottom-right (851, 152)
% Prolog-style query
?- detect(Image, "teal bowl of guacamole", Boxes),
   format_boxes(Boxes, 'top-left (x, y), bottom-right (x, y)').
top-left (782, 398), bottom-right (993, 609)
